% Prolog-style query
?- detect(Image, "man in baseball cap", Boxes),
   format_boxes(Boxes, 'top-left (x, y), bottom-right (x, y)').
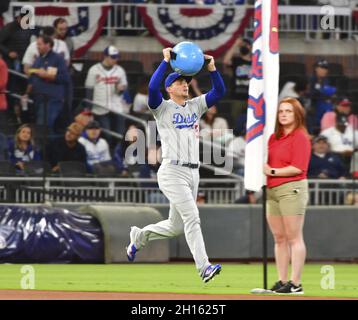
top-left (321, 97), bottom-right (358, 130)
top-left (103, 45), bottom-right (120, 60)
top-left (165, 72), bottom-right (192, 88)
top-left (314, 59), bottom-right (329, 69)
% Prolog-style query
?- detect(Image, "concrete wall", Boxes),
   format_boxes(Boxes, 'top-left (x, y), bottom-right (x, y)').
top-left (150, 205), bottom-right (358, 260)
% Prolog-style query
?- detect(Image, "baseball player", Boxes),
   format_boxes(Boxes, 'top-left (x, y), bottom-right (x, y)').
top-left (126, 48), bottom-right (226, 283)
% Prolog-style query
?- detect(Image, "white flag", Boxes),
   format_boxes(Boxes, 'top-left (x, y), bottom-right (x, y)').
top-left (244, 0), bottom-right (280, 192)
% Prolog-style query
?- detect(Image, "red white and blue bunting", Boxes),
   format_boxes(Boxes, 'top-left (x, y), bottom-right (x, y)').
top-left (138, 5), bottom-right (253, 57)
top-left (3, 2), bottom-right (110, 58)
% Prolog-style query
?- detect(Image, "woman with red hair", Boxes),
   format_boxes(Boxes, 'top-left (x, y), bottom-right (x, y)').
top-left (264, 98), bottom-right (311, 295)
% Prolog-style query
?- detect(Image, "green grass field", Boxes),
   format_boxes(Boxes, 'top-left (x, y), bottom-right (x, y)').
top-left (0, 263), bottom-right (357, 298)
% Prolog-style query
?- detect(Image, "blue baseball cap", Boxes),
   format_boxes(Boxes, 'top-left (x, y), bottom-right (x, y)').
top-left (103, 45), bottom-right (120, 59)
top-left (165, 72), bottom-right (192, 88)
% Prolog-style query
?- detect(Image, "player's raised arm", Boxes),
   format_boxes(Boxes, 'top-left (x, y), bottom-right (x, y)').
top-left (204, 55), bottom-right (226, 108)
top-left (148, 48), bottom-right (172, 109)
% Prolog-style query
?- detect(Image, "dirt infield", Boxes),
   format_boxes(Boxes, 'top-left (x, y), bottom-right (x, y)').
top-left (0, 290), bottom-right (356, 300)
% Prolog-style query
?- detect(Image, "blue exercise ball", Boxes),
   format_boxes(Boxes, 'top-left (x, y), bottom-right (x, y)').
top-left (170, 41), bottom-right (204, 76)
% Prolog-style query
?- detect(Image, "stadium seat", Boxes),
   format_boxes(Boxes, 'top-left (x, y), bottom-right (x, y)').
top-left (92, 161), bottom-right (118, 177)
top-left (23, 161), bottom-right (51, 177)
top-left (0, 133), bottom-right (8, 161)
top-left (329, 75), bottom-right (349, 94)
top-left (327, 62), bottom-right (344, 76)
top-left (347, 78), bottom-right (358, 91)
top-left (58, 161), bottom-right (87, 177)
top-left (280, 62), bottom-right (306, 76)
top-left (120, 60), bottom-right (144, 74)
top-left (0, 161), bottom-right (16, 176)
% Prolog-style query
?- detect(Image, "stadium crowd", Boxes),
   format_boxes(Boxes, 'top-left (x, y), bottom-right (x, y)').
top-left (0, 11), bottom-right (357, 205)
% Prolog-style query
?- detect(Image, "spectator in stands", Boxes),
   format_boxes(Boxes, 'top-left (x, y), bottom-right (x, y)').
top-left (321, 114), bottom-right (358, 168)
top-left (0, 11), bottom-right (32, 126)
top-left (309, 59), bottom-right (336, 128)
top-left (85, 46), bottom-right (129, 138)
top-left (74, 109), bottom-right (94, 128)
top-left (23, 35), bottom-right (70, 133)
top-left (200, 105), bottom-right (229, 142)
top-left (0, 54), bottom-right (8, 125)
top-left (53, 18), bottom-right (74, 58)
top-left (132, 75), bottom-right (150, 118)
top-left (223, 36), bottom-right (252, 101)
top-left (78, 120), bottom-right (111, 171)
top-left (321, 97), bottom-right (358, 131)
top-left (279, 77), bottom-right (309, 107)
top-left (0, 11), bottom-right (32, 69)
top-left (308, 135), bottom-right (346, 179)
top-left (8, 124), bottom-right (41, 171)
top-left (22, 26), bottom-right (70, 76)
top-left (48, 122), bottom-right (87, 173)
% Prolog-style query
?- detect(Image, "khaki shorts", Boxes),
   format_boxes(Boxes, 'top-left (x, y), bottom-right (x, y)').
top-left (267, 180), bottom-right (309, 216)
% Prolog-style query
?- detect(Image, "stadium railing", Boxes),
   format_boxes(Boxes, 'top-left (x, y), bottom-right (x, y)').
top-left (104, 3), bottom-right (358, 40)
top-left (0, 176), bottom-right (356, 206)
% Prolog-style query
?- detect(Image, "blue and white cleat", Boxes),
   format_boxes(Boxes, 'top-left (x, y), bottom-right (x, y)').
top-left (201, 264), bottom-right (222, 283)
top-left (126, 226), bottom-right (139, 262)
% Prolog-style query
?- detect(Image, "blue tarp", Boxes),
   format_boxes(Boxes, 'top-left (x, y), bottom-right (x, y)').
top-left (0, 206), bottom-right (104, 263)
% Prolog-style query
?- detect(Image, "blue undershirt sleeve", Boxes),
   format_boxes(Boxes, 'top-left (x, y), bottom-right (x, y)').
top-left (148, 60), bottom-right (168, 109)
top-left (205, 70), bottom-right (226, 108)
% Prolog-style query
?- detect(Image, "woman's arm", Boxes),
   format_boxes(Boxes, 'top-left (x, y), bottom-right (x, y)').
top-left (264, 164), bottom-right (302, 177)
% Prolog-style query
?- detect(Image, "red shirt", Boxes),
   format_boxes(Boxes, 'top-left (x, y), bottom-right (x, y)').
top-left (0, 58), bottom-right (8, 111)
top-left (267, 128), bottom-right (311, 188)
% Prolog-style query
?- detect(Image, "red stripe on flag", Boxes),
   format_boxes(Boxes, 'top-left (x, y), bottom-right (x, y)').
top-left (246, 123), bottom-right (264, 142)
top-left (179, 8), bottom-right (212, 17)
top-left (270, 0), bottom-right (279, 53)
top-left (35, 6), bottom-right (70, 16)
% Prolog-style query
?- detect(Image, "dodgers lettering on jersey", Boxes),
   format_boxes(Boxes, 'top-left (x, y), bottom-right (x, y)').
top-left (150, 95), bottom-right (208, 164)
top-left (172, 112), bottom-right (198, 129)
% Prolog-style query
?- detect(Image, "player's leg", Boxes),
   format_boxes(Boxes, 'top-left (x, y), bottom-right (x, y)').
top-left (132, 203), bottom-right (184, 250)
top-left (190, 169), bottom-right (221, 282)
top-left (158, 167), bottom-right (210, 275)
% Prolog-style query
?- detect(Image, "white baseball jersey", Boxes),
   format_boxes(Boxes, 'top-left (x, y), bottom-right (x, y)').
top-left (78, 136), bottom-right (111, 166)
top-left (85, 63), bottom-right (128, 116)
top-left (150, 95), bottom-right (208, 164)
top-left (22, 39), bottom-right (70, 66)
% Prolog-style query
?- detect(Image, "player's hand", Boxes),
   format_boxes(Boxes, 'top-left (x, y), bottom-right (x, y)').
top-left (205, 55), bottom-right (216, 72)
top-left (163, 48), bottom-right (173, 62)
